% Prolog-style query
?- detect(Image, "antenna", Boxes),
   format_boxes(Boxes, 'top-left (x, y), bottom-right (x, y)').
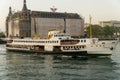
top-left (50, 6), bottom-right (57, 12)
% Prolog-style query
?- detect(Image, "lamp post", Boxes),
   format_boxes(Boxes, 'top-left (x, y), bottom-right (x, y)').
top-left (63, 12), bottom-right (67, 33)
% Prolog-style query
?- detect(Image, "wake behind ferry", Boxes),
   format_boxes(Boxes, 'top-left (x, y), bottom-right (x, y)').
top-left (6, 30), bottom-right (118, 57)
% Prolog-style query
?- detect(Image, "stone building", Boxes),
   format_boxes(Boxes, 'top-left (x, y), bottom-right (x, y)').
top-left (6, 0), bottom-right (84, 38)
top-left (99, 20), bottom-right (120, 27)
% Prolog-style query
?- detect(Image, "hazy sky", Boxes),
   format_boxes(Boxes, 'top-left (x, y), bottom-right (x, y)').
top-left (0, 0), bottom-right (120, 31)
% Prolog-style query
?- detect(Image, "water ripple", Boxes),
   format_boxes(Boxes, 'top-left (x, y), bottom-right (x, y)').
top-left (0, 44), bottom-right (119, 80)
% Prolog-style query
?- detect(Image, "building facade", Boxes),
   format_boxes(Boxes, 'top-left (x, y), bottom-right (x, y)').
top-left (99, 20), bottom-right (120, 27)
top-left (6, 0), bottom-right (84, 38)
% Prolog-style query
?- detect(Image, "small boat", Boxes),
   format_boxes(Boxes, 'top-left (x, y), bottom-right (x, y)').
top-left (6, 30), bottom-right (118, 57)
top-left (0, 38), bottom-right (7, 44)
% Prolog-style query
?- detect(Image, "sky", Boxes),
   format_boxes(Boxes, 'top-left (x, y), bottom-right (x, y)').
top-left (0, 0), bottom-right (120, 31)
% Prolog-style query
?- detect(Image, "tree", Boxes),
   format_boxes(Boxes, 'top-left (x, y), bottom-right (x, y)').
top-left (85, 25), bottom-right (116, 38)
top-left (103, 25), bottom-right (113, 36)
top-left (0, 32), bottom-right (5, 38)
top-left (85, 25), bottom-right (103, 38)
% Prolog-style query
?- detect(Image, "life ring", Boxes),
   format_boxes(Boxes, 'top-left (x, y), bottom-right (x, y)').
top-left (31, 46), bottom-right (34, 50)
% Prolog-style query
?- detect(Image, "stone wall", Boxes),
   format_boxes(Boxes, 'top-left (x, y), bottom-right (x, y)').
top-left (31, 17), bottom-right (84, 38)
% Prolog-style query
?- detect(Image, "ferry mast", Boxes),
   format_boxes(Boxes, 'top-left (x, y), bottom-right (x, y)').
top-left (89, 15), bottom-right (92, 38)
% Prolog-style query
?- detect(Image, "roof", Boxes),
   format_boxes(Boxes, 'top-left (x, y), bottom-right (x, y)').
top-left (31, 11), bottom-right (82, 19)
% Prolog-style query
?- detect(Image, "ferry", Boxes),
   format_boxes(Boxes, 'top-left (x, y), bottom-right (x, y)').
top-left (6, 30), bottom-right (118, 57)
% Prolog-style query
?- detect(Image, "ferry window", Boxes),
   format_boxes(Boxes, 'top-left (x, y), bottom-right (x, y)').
top-left (73, 46), bottom-right (75, 48)
top-left (82, 46), bottom-right (84, 48)
top-left (84, 40), bottom-right (86, 42)
top-left (76, 40), bottom-right (79, 42)
top-left (76, 46), bottom-right (78, 48)
top-left (102, 42), bottom-right (105, 44)
top-left (79, 46), bottom-right (81, 48)
top-left (112, 42), bottom-right (115, 44)
top-left (81, 40), bottom-right (83, 42)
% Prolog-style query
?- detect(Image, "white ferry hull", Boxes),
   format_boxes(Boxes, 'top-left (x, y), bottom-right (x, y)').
top-left (6, 46), bottom-right (113, 57)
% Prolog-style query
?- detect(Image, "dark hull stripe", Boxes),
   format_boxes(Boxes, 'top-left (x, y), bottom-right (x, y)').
top-left (6, 48), bottom-right (111, 56)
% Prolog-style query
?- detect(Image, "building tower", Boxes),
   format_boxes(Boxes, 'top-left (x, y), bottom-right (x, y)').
top-left (6, 7), bottom-right (12, 37)
top-left (6, 0), bottom-right (31, 38)
top-left (8, 7), bottom-right (12, 16)
top-left (22, 0), bottom-right (27, 11)
top-left (18, 0), bottom-right (31, 37)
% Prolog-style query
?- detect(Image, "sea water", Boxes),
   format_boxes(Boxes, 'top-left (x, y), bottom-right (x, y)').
top-left (0, 43), bottom-right (120, 80)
